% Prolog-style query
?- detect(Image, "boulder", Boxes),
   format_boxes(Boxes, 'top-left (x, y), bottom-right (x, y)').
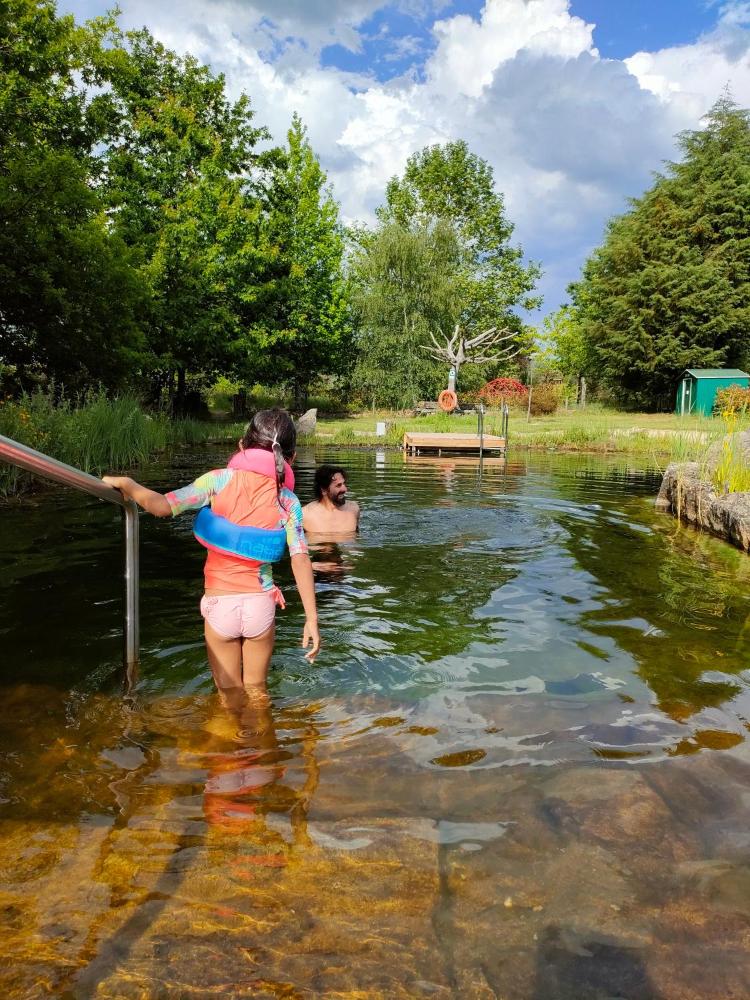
top-left (295, 408), bottom-right (317, 435)
top-left (655, 442), bottom-right (750, 552)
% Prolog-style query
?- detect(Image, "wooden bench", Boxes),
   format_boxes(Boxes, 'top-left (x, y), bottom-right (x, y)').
top-left (413, 401), bottom-right (439, 416)
top-left (413, 400), bottom-right (478, 416)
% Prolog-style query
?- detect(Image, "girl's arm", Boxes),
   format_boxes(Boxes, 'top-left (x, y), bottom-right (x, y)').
top-left (290, 553), bottom-right (321, 662)
top-left (102, 476), bottom-right (172, 518)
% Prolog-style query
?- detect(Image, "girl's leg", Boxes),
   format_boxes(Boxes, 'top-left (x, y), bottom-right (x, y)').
top-left (241, 624), bottom-right (276, 690)
top-left (204, 620), bottom-right (243, 692)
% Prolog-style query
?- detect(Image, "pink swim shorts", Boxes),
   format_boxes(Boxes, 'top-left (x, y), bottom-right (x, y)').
top-left (200, 592), bottom-right (277, 640)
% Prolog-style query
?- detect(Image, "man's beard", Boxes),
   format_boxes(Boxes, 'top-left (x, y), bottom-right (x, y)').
top-left (331, 493), bottom-right (347, 507)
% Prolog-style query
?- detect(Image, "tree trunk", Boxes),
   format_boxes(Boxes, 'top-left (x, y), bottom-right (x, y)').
top-left (292, 378), bottom-right (308, 413)
top-left (174, 366), bottom-right (187, 416)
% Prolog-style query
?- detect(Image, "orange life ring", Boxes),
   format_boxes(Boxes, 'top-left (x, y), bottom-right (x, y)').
top-left (438, 389), bottom-right (458, 413)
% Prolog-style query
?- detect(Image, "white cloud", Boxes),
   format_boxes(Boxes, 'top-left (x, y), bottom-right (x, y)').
top-left (428, 0), bottom-right (596, 98)
top-left (625, 1), bottom-right (750, 114)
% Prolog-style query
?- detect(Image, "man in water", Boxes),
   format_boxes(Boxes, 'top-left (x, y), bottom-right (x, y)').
top-left (302, 465), bottom-right (360, 536)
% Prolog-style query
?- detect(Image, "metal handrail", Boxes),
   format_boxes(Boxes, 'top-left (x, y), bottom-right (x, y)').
top-left (0, 434), bottom-right (139, 672)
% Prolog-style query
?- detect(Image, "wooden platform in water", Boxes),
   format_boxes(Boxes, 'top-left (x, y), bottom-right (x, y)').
top-left (403, 431), bottom-right (506, 455)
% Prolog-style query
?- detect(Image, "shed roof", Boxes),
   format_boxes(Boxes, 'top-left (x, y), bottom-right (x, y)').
top-left (683, 369), bottom-right (750, 379)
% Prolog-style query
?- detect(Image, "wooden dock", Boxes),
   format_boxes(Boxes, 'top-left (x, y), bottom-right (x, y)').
top-left (403, 431), bottom-right (506, 455)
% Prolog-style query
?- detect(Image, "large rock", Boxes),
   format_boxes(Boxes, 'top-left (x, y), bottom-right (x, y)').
top-left (655, 436), bottom-right (750, 552)
top-left (295, 407), bottom-right (317, 435)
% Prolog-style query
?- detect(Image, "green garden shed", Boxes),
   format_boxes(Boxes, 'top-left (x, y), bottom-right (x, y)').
top-left (676, 368), bottom-right (750, 416)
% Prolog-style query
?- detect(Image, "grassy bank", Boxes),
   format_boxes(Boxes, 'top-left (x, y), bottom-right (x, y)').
top-left (4, 394), bottom-right (748, 499)
top-left (302, 406), bottom-right (750, 469)
top-left (0, 391), bottom-right (244, 498)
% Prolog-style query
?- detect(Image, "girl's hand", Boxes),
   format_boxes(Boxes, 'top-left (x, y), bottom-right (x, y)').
top-left (101, 477), bottom-right (171, 516)
top-left (302, 620), bottom-right (321, 662)
top-left (102, 475), bottom-right (132, 492)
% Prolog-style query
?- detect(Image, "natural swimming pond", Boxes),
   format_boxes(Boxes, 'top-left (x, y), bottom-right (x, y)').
top-left (2, 446), bottom-right (750, 999)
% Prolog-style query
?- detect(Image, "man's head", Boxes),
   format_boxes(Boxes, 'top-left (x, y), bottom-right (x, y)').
top-left (314, 465), bottom-right (348, 506)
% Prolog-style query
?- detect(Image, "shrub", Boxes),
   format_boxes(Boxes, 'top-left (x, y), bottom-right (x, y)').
top-left (529, 383), bottom-right (562, 415)
top-left (478, 377), bottom-right (528, 406)
top-left (714, 385), bottom-right (750, 416)
top-left (207, 376), bottom-right (243, 412)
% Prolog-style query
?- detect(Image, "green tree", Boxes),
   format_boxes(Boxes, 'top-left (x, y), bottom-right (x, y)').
top-left (571, 96), bottom-right (750, 410)
top-left (380, 140), bottom-right (541, 338)
top-left (259, 114), bottom-right (351, 405)
top-left (103, 29), bottom-right (275, 406)
top-left (0, 0), bottom-right (146, 390)
top-left (351, 220), bottom-right (462, 408)
top-left (540, 305), bottom-right (593, 383)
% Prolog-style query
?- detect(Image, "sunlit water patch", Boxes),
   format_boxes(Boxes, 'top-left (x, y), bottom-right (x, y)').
top-left (2, 448), bottom-right (750, 997)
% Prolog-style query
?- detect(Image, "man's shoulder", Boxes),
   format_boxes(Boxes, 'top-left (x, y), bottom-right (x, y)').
top-left (345, 500), bottom-right (360, 513)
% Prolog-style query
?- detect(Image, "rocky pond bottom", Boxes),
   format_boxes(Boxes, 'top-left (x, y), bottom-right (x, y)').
top-left (1, 448), bottom-right (750, 998)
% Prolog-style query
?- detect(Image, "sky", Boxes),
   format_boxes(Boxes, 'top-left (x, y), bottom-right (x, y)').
top-left (60, 0), bottom-right (750, 323)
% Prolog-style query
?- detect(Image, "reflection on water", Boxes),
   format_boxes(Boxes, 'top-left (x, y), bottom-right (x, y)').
top-left (2, 448), bottom-right (750, 997)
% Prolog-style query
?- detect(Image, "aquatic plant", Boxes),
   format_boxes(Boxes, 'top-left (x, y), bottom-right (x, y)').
top-left (0, 390), bottom-right (243, 497)
top-left (713, 410), bottom-right (750, 495)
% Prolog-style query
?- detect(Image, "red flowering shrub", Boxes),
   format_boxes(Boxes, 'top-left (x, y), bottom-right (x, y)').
top-left (478, 377), bottom-right (528, 406)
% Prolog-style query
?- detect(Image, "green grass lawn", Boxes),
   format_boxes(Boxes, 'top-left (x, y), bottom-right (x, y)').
top-left (302, 405), bottom-right (749, 464)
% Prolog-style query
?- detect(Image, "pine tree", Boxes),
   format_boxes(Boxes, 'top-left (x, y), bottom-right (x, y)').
top-left (572, 96), bottom-right (750, 410)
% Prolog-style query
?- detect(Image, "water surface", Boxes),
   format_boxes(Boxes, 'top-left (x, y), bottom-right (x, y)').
top-left (2, 447), bottom-right (750, 999)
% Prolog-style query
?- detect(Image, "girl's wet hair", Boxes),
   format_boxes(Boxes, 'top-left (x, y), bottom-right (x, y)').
top-left (241, 408), bottom-right (296, 489)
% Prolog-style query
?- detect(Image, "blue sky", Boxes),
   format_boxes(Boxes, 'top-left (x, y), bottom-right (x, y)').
top-left (61, 0), bottom-right (750, 321)
top-left (570, 1), bottom-right (718, 58)
top-left (318, 1), bottom-right (722, 79)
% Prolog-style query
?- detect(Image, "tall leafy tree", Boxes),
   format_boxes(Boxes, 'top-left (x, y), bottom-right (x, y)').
top-left (572, 96), bottom-right (750, 410)
top-left (351, 220), bottom-right (462, 408)
top-left (103, 29), bottom-right (275, 405)
top-left (540, 305), bottom-right (594, 383)
top-left (380, 140), bottom-right (541, 338)
top-left (259, 114), bottom-right (351, 405)
top-left (0, 0), bottom-right (146, 390)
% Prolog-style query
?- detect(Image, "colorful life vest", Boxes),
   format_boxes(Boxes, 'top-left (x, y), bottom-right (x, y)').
top-left (193, 448), bottom-right (291, 564)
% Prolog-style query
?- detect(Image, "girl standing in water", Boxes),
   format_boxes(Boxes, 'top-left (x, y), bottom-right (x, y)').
top-left (103, 408), bottom-right (320, 694)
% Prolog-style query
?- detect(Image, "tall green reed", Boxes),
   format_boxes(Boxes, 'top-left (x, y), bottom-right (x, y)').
top-left (0, 390), bottom-right (243, 498)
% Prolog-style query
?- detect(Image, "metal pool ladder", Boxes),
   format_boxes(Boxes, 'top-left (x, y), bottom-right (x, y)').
top-left (0, 434), bottom-right (139, 675)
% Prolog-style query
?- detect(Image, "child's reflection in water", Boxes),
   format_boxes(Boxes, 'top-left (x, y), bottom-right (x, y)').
top-left (202, 686), bottom-right (282, 827)
top-left (201, 687), bottom-right (320, 855)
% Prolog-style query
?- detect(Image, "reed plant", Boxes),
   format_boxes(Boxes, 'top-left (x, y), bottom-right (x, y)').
top-left (713, 410), bottom-right (750, 495)
top-left (0, 389), bottom-right (243, 498)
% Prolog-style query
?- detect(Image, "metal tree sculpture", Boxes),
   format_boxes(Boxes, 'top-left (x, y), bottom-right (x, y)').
top-left (421, 324), bottom-right (520, 387)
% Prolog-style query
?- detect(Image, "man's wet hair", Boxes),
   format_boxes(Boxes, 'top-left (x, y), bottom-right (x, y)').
top-left (314, 465), bottom-right (346, 501)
